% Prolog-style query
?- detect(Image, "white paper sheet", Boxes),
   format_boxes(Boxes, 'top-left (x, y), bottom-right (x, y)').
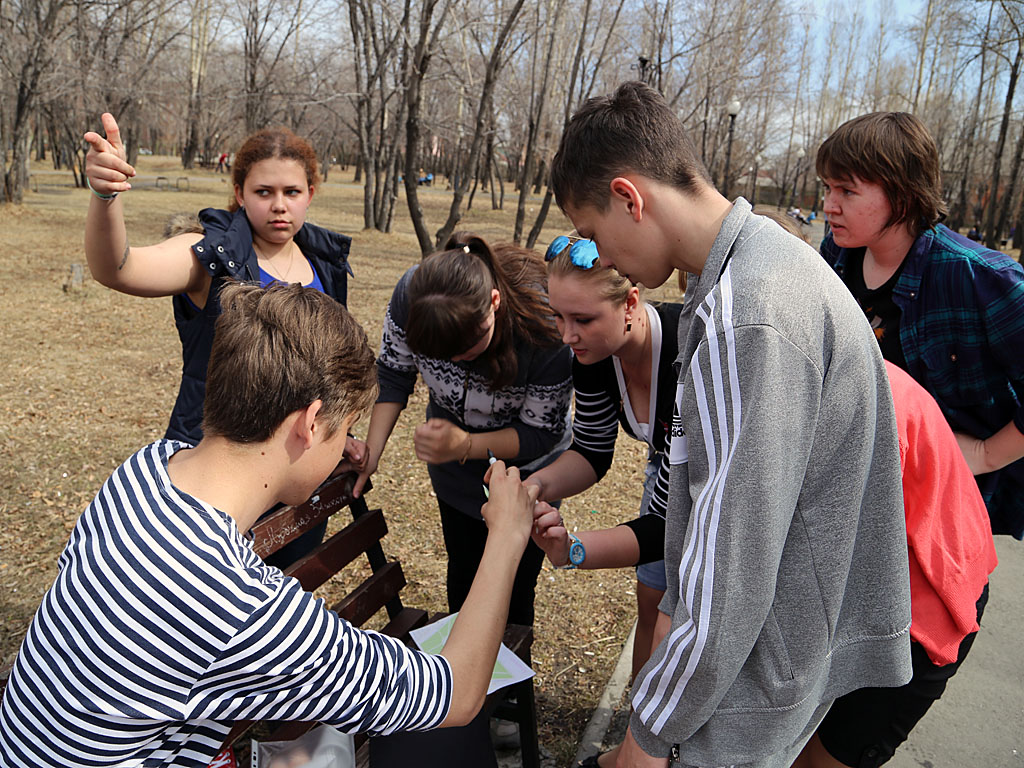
top-left (409, 612), bottom-right (535, 695)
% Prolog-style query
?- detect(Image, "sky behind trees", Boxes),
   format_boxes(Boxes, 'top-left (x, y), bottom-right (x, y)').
top-left (4, 0), bottom-right (1023, 250)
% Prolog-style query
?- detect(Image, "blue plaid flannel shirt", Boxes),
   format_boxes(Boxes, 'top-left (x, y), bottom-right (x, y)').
top-left (822, 223), bottom-right (1024, 539)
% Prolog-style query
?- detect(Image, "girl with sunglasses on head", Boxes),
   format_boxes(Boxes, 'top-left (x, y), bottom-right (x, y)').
top-left (354, 232), bottom-right (572, 628)
top-left (523, 236), bottom-right (688, 768)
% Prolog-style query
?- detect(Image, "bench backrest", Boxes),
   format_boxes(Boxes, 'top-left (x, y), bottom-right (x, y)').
top-left (221, 471), bottom-right (429, 750)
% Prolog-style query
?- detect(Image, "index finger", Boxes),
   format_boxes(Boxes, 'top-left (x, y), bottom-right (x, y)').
top-left (101, 112), bottom-right (123, 152)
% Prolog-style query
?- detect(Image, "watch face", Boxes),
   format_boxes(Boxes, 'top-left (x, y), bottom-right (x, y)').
top-left (569, 538), bottom-right (586, 566)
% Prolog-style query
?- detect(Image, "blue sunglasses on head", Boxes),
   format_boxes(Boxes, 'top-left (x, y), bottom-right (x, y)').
top-left (544, 235), bottom-right (600, 269)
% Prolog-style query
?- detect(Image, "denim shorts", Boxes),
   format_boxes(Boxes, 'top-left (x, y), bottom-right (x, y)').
top-left (635, 458), bottom-right (667, 592)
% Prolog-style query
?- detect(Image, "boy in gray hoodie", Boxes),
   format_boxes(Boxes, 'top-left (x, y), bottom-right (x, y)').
top-left (548, 82), bottom-right (913, 768)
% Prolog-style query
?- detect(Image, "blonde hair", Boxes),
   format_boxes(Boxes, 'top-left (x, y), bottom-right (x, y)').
top-left (546, 246), bottom-right (632, 305)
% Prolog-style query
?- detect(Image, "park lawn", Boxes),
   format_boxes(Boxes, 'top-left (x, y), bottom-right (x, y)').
top-left (0, 157), bottom-right (681, 763)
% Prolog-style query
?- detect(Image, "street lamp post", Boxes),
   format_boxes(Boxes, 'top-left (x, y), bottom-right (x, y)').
top-left (723, 100), bottom-right (741, 199)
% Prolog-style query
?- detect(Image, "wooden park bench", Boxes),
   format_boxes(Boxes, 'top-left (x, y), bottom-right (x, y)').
top-left (220, 471), bottom-right (541, 768)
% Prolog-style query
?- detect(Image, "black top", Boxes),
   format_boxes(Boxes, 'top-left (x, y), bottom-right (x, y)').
top-left (569, 301), bottom-right (683, 523)
top-left (843, 251), bottom-right (908, 372)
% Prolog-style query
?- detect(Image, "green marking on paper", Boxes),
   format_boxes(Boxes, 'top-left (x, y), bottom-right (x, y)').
top-left (491, 660), bottom-right (515, 680)
top-left (416, 615), bottom-right (455, 655)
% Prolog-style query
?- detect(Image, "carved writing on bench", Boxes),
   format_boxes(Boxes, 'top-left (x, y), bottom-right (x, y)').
top-left (249, 473), bottom-right (359, 558)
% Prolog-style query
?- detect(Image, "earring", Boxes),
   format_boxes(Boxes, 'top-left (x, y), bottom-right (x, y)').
top-left (625, 318), bottom-right (632, 332)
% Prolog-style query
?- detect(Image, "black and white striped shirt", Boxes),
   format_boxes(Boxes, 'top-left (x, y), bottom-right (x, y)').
top-left (0, 441), bottom-right (451, 768)
top-left (569, 302), bottom-right (683, 523)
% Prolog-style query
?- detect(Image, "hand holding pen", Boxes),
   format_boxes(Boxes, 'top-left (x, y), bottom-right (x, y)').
top-left (483, 448), bottom-right (497, 498)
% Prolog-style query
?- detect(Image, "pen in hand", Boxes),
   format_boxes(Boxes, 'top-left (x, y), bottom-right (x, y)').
top-left (483, 448), bottom-right (497, 498)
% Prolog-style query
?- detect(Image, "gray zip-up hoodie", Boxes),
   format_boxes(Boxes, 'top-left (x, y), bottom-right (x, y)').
top-left (629, 199), bottom-right (913, 766)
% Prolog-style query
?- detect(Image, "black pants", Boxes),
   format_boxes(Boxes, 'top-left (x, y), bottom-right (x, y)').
top-left (438, 499), bottom-right (546, 626)
top-left (818, 582), bottom-right (990, 767)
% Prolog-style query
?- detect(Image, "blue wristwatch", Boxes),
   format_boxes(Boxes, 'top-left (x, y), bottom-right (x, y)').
top-left (567, 532), bottom-right (586, 568)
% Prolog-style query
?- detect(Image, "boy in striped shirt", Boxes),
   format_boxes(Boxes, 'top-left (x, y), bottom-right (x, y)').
top-left (0, 283), bottom-right (537, 768)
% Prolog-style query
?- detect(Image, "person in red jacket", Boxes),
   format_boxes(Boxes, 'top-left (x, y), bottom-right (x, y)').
top-left (793, 361), bottom-right (998, 768)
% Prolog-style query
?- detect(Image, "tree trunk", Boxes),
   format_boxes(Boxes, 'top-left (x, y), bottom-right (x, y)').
top-left (984, 43), bottom-right (1021, 249)
top-left (403, 0), bottom-right (448, 256)
top-left (433, 0), bottom-right (526, 246)
top-left (513, 0), bottom-right (564, 243)
top-left (525, 186), bottom-right (554, 249)
top-left (182, 0), bottom-right (211, 170)
top-left (952, 3), bottom-right (993, 232)
top-left (997, 111), bottom-right (1024, 245)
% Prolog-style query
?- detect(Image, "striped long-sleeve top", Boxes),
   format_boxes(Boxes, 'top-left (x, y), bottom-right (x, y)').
top-left (0, 441), bottom-right (452, 768)
top-left (568, 301), bottom-right (683, 529)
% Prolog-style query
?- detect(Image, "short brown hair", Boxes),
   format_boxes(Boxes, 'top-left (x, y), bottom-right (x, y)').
top-left (550, 81), bottom-right (711, 212)
top-left (406, 232), bottom-right (561, 389)
top-left (816, 112), bottom-right (947, 235)
top-left (203, 283), bottom-right (377, 443)
top-left (228, 127), bottom-right (321, 212)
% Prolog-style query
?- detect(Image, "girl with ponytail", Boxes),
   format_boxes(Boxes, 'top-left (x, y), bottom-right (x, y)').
top-left (356, 232), bottom-right (572, 626)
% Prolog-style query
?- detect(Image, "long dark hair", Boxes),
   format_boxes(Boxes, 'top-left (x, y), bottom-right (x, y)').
top-left (406, 232), bottom-right (560, 389)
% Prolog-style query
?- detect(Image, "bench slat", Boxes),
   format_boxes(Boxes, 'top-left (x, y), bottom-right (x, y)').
top-left (380, 607), bottom-right (429, 639)
top-left (330, 562), bottom-right (406, 627)
top-left (283, 510), bottom-right (388, 593)
top-left (250, 473), bottom-right (371, 558)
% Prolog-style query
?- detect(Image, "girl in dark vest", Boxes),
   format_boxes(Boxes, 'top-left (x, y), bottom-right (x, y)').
top-left (83, 113), bottom-right (357, 563)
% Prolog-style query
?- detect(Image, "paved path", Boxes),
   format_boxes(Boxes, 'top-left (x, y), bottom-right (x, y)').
top-left (583, 537), bottom-right (1023, 768)
top-left (890, 535), bottom-right (1023, 768)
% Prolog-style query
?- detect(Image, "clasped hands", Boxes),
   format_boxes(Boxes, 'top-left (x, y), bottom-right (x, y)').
top-left (413, 418), bottom-right (471, 463)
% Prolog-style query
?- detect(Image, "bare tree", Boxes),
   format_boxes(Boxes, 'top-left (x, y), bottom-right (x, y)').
top-left (2, 0), bottom-right (78, 202)
top-left (523, 0), bottom-right (623, 248)
top-left (984, 2), bottom-right (1023, 247)
top-left (512, 0), bottom-right (565, 244)
top-left (433, 0), bottom-right (526, 246)
top-left (182, 0), bottom-right (219, 168)
top-left (237, 0), bottom-right (307, 133)
top-left (402, 0), bottom-right (452, 256)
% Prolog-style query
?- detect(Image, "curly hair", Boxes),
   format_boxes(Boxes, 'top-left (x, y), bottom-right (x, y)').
top-left (228, 127), bottom-right (320, 212)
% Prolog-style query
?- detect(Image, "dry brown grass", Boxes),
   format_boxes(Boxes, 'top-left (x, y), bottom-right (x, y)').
top-left (0, 158), bottom-right (681, 764)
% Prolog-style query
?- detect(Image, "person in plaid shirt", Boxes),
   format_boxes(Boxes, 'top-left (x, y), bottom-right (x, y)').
top-left (817, 111), bottom-right (1024, 540)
